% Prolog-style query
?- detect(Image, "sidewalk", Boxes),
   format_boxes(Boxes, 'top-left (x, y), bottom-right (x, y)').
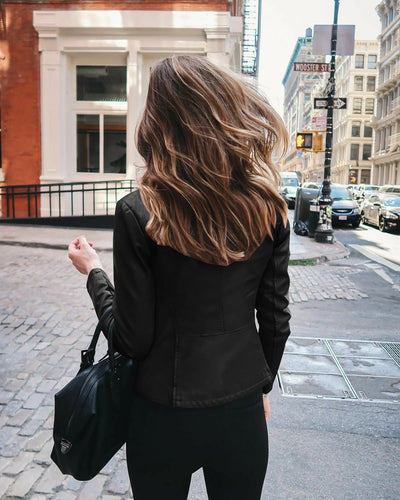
top-left (0, 219), bottom-right (397, 499)
top-left (0, 215), bottom-right (349, 264)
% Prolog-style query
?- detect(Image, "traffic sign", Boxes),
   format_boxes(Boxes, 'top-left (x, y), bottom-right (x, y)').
top-left (314, 97), bottom-right (347, 109)
top-left (312, 116), bottom-right (327, 130)
top-left (293, 62), bottom-right (331, 72)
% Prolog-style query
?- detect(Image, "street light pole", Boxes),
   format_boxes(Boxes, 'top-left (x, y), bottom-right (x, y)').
top-left (314, 0), bottom-right (340, 243)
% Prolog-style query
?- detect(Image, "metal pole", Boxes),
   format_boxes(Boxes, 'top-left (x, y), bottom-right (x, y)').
top-left (314, 0), bottom-right (339, 243)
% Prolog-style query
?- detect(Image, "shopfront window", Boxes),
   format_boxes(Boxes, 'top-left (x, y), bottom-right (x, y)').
top-left (75, 64), bottom-right (127, 174)
top-left (77, 114), bottom-right (126, 173)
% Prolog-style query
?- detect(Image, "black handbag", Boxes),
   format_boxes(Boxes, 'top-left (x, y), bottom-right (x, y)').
top-left (51, 308), bottom-right (136, 481)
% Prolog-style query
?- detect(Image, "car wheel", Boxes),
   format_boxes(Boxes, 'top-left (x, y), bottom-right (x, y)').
top-left (352, 220), bottom-right (360, 228)
top-left (378, 216), bottom-right (387, 232)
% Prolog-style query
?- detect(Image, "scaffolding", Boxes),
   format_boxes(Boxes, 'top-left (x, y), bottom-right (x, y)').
top-left (241, 0), bottom-right (261, 76)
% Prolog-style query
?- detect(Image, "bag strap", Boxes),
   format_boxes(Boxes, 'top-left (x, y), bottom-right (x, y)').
top-left (80, 308), bottom-right (114, 371)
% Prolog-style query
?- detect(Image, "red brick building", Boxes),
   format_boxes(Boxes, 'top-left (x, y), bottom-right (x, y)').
top-left (0, 1), bottom-right (243, 218)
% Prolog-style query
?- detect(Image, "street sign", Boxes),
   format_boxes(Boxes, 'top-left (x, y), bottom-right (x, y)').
top-left (312, 116), bottom-right (327, 130)
top-left (314, 97), bottom-right (347, 109)
top-left (293, 62), bottom-right (331, 72)
top-left (312, 25), bottom-right (355, 56)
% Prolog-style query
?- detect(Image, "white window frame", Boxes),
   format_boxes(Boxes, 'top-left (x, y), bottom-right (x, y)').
top-left (72, 54), bottom-right (128, 178)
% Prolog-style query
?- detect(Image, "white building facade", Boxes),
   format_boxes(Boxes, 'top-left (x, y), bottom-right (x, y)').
top-left (332, 40), bottom-right (379, 185)
top-left (371, 0), bottom-right (400, 186)
top-left (33, 10), bottom-right (242, 188)
top-left (282, 29), bottom-right (327, 178)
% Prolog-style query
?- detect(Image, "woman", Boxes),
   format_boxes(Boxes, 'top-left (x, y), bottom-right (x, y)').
top-left (68, 55), bottom-right (291, 500)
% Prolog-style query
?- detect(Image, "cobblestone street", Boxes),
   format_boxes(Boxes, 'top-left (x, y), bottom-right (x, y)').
top-left (0, 244), bottom-right (371, 499)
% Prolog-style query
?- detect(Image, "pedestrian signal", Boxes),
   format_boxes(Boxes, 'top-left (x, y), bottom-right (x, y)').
top-left (296, 132), bottom-right (313, 150)
top-left (313, 133), bottom-right (323, 151)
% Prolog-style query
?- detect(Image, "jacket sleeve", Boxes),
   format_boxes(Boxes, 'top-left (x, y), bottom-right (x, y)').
top-left (255, 214), bottom-right (291, 394)
top-left (86, 198), bottom-right (155, 359)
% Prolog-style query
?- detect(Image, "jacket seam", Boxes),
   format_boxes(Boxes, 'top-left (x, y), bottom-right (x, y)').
top-left (174, 368), bottom-right (271, 406)
top-left (199, 321), bottom-right (255, 337)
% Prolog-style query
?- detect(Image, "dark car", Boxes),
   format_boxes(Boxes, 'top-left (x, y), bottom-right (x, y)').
top-left (319, 184), bottom-right (361, 228)
top-left (281, 186), bottom-right (298, 209)
top-left (361, 193), bottom-right (400, 232)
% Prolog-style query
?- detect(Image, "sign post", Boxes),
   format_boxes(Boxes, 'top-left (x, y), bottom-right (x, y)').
top-left (313, 0), bottom-right (342, 244)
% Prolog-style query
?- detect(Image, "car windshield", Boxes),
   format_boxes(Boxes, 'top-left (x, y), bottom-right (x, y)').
top-left (365, 186), bottom-right (379, 191)
top-left (383, 196), bottom-right (400, 208)
top-left (330, 186), bottom-right (352, 201)
top-left (282, 178), bottom-right (298, 187)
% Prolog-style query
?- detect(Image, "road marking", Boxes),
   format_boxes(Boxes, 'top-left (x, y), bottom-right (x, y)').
top-left (349, 244), bottom-right (400, 272)
top-left (365, 263), bottom-right (394, 284)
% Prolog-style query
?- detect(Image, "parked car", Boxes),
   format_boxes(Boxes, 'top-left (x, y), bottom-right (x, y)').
top-left (361, 193), bottom-right (400, 232)
top-left (359, 191), bottom-right (377, 213)
top-left (378, 185), bottom-right (400, 195)
top-left (318, 184), bottom-right (361, 228)
top-left (302, 182), bottom-right (320, 189)
top-left (281, 186), bottom-right (298, 209)
top-left (347, 184), bottom-right (360, 194)
top-left (354, 184), bottom-right (380, 204)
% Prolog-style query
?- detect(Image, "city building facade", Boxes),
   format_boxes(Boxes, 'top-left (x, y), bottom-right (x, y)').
top-left (370, 0), bottom-right (400, 186)
top-left (331, 40), bottom-right (379, 185)
top-left (282, 28), bottom-right (327, 179)
top-left (0, 0), bottom-right (243, 217)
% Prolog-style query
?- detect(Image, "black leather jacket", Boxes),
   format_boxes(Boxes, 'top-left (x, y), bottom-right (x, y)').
top-left (86, 189), bottom-right (291, 408)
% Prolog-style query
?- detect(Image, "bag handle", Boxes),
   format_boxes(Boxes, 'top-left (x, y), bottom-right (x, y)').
top-left (80, 308), bottom-right (114, 371)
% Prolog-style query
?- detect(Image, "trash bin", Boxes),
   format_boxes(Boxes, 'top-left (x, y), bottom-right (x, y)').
top-left (308, 199), bottom-right (320, 238)
top-left (293, 187), bottom-right (319, 225)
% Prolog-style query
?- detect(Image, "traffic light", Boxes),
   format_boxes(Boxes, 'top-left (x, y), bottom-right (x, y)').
top-left (296, 132), bottom-right (313, 150)
top-left (313, 133), bottom-right (323, 151)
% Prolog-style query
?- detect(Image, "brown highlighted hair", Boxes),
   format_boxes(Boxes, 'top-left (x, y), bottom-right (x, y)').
top-left (136, 55), bottom-right (288, 266)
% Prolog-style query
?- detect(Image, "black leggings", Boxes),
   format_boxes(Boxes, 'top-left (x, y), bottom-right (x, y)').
top-left (126, 388), bottom-right (268, 500)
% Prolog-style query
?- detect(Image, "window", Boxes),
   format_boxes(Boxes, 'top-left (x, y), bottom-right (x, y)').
top-left (354, 76), bottom-right (363, 91)
top-left (368, 55), bottom-right (377, 69)
top-left (351, 121), bottom-right (361, 137)
top-left (350, 144), bottom-right (359, 161)
top-left (77, 66), bottom-right (127, 102)
top-left (364, 124), bottom-right (373, 138)
top-left (365, 98), bottom-right (374, 114)
top-left (77, 114), bottom-right (127, 173)
top-left (355, 54), bottom-right (364, 68)
top-left (77, 115), bottom-right (99, 172)
top-left (362, 144), bottom-right (372, 160)
top-left (367, 76), bottom-right (376, 92)
top-left (75, 64), bottom-right (127, 174)
top-left (353, 98), bottom-right (362, 114)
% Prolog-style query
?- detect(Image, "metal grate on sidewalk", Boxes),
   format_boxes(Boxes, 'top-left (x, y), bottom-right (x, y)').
top-left (277, 337), bottom-right (400, 404)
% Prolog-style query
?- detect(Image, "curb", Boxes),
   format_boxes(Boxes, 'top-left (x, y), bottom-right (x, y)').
top-left (0, 240), bottom-right (113, 252)
top-left (289, 240), bottom-right (350, 265)
top-left (0, 239), bottom-right (350, 264)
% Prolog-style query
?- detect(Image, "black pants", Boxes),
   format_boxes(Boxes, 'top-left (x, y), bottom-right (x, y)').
top-left (126, 388), bottom-right (268, 500)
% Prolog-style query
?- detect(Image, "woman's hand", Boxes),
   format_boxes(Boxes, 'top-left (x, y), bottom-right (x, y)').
top-left (68, 235), bottom-right (103, 275)
top-left (262, 394), bottom-right (270, 420)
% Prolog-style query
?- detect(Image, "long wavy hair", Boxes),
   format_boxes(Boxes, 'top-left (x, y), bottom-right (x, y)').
top-left (136, 55), bottom-right (288, 266)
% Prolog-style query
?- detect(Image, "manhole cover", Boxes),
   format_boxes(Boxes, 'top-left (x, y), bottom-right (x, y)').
top-left (278, 337), bottom-right (400, 403)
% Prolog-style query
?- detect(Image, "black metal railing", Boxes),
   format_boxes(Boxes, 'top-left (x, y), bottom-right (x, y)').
top-left (0, 180), bottom-right (137, 219)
